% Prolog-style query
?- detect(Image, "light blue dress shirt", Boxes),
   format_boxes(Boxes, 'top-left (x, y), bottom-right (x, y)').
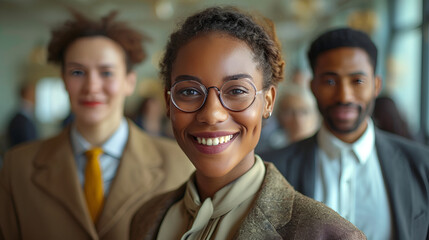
top-left (314, 119), bottom-right (392, 239)
top-left (70, 118), bottom-right (129, 196)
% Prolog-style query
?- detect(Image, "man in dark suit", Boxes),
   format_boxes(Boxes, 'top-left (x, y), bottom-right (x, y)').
top-left (7, 82), bottom-right (38, 148)
top-left (262, 27), bottom-right (429, 240)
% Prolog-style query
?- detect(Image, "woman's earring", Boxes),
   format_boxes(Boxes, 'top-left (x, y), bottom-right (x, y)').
top-left (265, 112), bottom-right (272, 119)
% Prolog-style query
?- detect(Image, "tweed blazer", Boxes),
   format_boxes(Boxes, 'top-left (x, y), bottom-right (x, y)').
top-left (0, 120), bottom-right (194, 240)
top-left (261, 128), bottom-right (429, 240)
top-left (130, 162), bottom-right (366, 240)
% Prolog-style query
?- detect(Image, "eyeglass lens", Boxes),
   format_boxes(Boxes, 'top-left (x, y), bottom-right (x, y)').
top-left (170, 79), bottom-right (257, 112)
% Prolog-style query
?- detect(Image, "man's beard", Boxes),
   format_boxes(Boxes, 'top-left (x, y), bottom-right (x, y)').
top-left (321, 99), bottom-right (375, 134)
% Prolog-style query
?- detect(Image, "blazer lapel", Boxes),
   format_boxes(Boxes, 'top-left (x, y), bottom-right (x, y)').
top-left (235, 163), bottom-right (293, 239)
top-left (291, 135), bottom-right (318, 198)
top-left (130, 184), bottom-right (187, 240)
top-left (97, 123), bottom-right (164, 237)
top-left (32, 128), bottom-right (97, 238)
top-left (375, 130), bottom-right (412, 240)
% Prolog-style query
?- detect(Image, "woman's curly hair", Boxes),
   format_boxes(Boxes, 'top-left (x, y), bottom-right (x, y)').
top-left (160, 6), bottom-right (285, 90)
top-left (47, 10), bottom-right (150, 73)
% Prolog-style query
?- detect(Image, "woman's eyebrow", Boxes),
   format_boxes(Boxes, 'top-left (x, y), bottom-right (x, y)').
top-left (174, 75), bottom-right (201, 82)
top-left (225, 74), bottom-right (253, 81)
top-left (173, 74), bottom-right (254, 84)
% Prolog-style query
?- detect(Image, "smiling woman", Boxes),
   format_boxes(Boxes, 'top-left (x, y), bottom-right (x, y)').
top-left (130, 6), bottom-right (366, 240)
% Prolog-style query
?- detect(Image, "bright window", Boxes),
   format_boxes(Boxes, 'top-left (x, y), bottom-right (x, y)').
top-left (35, 77), bottom-right (70, 123)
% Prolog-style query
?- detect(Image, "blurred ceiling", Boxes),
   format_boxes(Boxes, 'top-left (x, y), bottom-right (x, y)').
top-left (0, 0), bottom-right (375, 41)
top-left (0, 0), bottom-right (378, 76)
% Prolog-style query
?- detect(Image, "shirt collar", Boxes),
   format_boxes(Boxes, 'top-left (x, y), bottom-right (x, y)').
top-left (352, 119), bottom-right (375, 164)
top-left (71, 118), bottom-right (129, 159)
top-left (317, 119), bottom-right (375, 164)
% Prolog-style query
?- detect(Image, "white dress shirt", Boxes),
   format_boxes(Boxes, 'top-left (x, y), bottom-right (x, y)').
top-left (314, 119), bottom-right (392, 239)
top-left (71, 118), bottom-right (129, 195)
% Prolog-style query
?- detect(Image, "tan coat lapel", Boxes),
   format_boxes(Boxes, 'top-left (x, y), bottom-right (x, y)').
top-left (97, 122), bottom-right (165, 237)
top-left (31, 128), bottom-right (97, 239)
top-left (234, 163), bottom-right (293, 239)
top-left (130, 184), bottom-right (186, 240)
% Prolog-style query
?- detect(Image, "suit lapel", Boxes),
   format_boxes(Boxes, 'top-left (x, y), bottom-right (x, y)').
top-left (292, 135), bottom-right (318, 198)
top-left (235, 163), bottom-right (293, 239)
top-left (97, 123), bottom-right (164, 237)
top-left (375, 130), bottom-right (412, 240)
top-left (130, 184), bottom-right (187, 240)
top-left (32, 128), bottom-right (97, 238)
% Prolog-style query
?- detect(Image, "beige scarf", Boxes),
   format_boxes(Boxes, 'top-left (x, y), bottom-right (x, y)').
top-left (157, 156), bottom-right (265, 240)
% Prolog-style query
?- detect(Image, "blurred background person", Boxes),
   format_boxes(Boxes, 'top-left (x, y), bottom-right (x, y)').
top-left (7, 81), bottom-right (39, 149)
top-left (256, 83), bottom-right (320, 154)
top-left (276, 83), bottom-right (320, 144)
top-left (256, 72), bottom-right (319, 154)
top-left (61, 111), bottom-right (75, 129)
top-left (130, 96), bottom-right (166, 137)
top-left (290, 67), bottom-right (312, 87)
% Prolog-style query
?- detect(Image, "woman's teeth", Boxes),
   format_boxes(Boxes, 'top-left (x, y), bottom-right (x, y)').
top-left (197, 135), bottom-right (233, 146)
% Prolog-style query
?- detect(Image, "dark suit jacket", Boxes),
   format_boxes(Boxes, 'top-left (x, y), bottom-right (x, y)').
top-left (0, 121), bottom-right (194, 240)
top-left (130, 162), bottom-right (366, 240)
top-left (261, 128), bottom-right (429, 240)
top-left (7, 111), bottom-right (38, 148)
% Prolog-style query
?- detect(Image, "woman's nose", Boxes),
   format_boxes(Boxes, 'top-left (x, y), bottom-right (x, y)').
top-left (195, 88), bottom-right (228, 125)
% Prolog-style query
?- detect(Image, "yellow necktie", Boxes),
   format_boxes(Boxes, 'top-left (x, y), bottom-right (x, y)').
top-left (84, 147), bottom-right (104, 223)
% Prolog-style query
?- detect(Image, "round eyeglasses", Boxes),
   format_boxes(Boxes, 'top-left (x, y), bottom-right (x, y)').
top-left (168, 79), bottom-right (263, 113)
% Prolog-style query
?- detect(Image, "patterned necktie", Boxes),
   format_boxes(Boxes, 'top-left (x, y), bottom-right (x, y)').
top-left (84, 147), bottom-right (104, 223)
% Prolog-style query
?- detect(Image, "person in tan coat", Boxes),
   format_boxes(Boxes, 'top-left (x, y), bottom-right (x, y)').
top-left (130, 7), bottom-right (365, 239)
top-left (0, 10), bottom-right (194, 240)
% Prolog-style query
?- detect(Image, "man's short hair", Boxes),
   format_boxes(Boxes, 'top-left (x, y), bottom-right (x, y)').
top-left (307, 27), bottom-right (378, 74)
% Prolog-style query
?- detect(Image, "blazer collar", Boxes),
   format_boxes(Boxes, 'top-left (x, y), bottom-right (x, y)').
top-left (296, 134), bottom-right (318, 198)
top-left (32, 127), bottom-right (98, 239)
top-left (234, 162), bottom-right (294, 239)
top-left (97, 120), bottom-right (165, 237)
top-left (374, 129), bottom-right (412, 240)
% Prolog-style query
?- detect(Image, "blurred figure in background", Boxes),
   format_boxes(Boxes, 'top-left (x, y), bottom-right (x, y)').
top-left (61, 112), bottom-right (75, 129)
top-left (0, 10), bottom-right (193, 240)
top-left (372, 95), bottom-right (415, 140)
top-left (256, 80), bottom-right (319, 153)
top-left (7, 81), bottom-right (39, 148)
top-left (276, 83), bottom-right (319, 144)
top-left (131, 96), bottom-right (165, 136)
top-left (290, 67), bottom-right (311, 87)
